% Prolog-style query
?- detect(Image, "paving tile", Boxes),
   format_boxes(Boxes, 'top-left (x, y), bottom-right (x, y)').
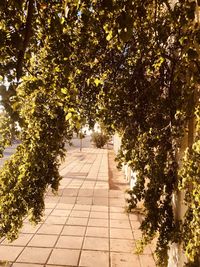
top-left (56, 235), bottom-right (83, 249)
top-left (62, 188), bottom-right (79, 196)
top-left (20, 223), bottom-right (40, 234)
top-left (27, 234), bottom-right (58, 247)
top-left (93, 197), bottom-right (108, 206)
top-left (70, 210), bottom-right (90, 218)
top-left (109, 199), bottom-right (125, 207)
top-left (73, 204), bottom-right (91, 211)
top-left (69, 182), bottom-right (83, 188)
top-left (43, 209), bottom-right (53, 216)
top-left (79, 250), bottom-right (109, 267)
top-left (12, 264), bottom-right (43, 267)
top-left (67, 171), bottom-right (88, 177)
top-left (110, 228), bottom-right (133, 239)
top-left (95, 184), bottom-right (109, 190)
top-left (78, 189), bottom-right (93, 197)
top-left (91, 205), bottom-right (108, 212)
top-left (45, 203), bottom-right (57, 209)
top-left (133, 230), bottom-right (143, 240)
top-left (110, 212), bottom-right (128, 220)
top-left (110, 239), bottom-right (135, 253)
top-left (0, 246), bottom-right (24, 261)
top-left (81, 180), bottom-right (95, 184)
top-left (110, 219), bottom-right (131, 229)
top-left (47, 248), bottom-right (80, 265)
top-left (90, 211), bottom-right (108, 219)
top-left (86, 174), bottom-right (97, 179)
top-left (93, 189), bottom-right (109, 197)
top-left (37, 224), bottom-right (63, 235)
top-left (45, 196), bottom-right (59, 203)
top-left (86, 227), bottom-right (109, 238)
top-left (88, 218), bottom-right (108, 227)
top-left (2, 234), bottom-right (32, 246)
top-left (110, 207), bottom-right (125, 213)
top-left (76, 197), bottom-right (93, 205)
top-left (45, 216), bottom-right (67, 225)
top-left (47, 189), bottom-right (63, 196)
top-left (130, 220), bottom-right (141, 230)
top-left (66, 217), bottom-right (88, 226)
top-left (111, 252), bottom-right (141, 267)
top-left (61, 225), bottom-right (86, 236)
top-left (83, 237), bottom-right (109, 251)
top-left (51, 209), bottom-right (71, 217)
top-left (59, 197), bottom-right (76, 204)
top-left (56, 203), bottom-right (73, 210)
top-left (109, 190), bottom-right (125, 198)
top-left (128, 213), bottom-right (139, 221)
top-left (16, 247), bottom-right (51, 264)
top-left (139, 254), bottom-right (156, 267)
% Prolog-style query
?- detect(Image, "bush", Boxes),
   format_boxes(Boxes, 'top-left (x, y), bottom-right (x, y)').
top-left (91, 132), bottom-right (109, 148)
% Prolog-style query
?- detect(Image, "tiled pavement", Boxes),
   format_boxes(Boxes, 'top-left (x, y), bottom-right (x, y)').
top-left (0, 147), bottom-right (156, 267)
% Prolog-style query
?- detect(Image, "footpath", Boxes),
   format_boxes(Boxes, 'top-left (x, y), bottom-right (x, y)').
top-left (0, 142), bottom-right (156, 267)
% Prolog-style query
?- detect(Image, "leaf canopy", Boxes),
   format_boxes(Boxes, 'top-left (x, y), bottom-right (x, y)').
top-left (0, 1), bottom-right (200, 266)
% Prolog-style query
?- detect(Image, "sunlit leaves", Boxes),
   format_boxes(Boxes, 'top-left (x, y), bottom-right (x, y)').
top-left (0, 1), bottom-right (199, 266)
top-left (179, 105), bottom-right (200, 264)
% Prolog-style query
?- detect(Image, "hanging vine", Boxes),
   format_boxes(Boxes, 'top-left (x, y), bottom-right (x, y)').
top-left (88, 0), bottom-right (200, 265)
top-left (179, 105), bottom-right (200, 265)
top-left (0, 0), bottom-right (199, 266)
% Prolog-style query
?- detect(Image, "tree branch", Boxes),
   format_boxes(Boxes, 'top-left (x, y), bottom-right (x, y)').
top-left (16, 0), bottom-right (34, 81)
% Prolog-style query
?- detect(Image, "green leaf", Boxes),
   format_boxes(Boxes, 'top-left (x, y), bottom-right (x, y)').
top-left (61, 88), bottom-right (68, 94)
top-left (65, 112), bottom-right (72, 121)
top-left (94, 78), bottom-right (101, 86)
top-left (106, 31), bottom-right (113, 41)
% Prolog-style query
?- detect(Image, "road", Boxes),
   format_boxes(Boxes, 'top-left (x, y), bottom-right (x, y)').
top-left (0, 136), bottom-right (92, 168)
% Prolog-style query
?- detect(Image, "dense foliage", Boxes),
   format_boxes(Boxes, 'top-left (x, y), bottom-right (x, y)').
top-left (179, 105), bottom-right (200, 264)
top-left (0, 0), bottom-right (199, 266)
top-left (91, 131), bottom-right (109, 148)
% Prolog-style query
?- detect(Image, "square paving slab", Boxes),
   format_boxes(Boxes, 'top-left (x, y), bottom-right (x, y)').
top-left (0, 146), bottom-right (155, 267)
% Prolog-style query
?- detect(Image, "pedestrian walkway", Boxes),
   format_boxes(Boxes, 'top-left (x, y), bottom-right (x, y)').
top-left (0, 147), bottom-right (156, 267)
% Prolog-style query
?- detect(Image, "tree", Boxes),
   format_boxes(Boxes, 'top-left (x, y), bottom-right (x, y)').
top-left (0, 0), bottom-right (199, 266)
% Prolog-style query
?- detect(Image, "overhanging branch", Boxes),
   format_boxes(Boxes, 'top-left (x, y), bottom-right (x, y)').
top-left (16, 0), bottom-right (34, 81)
